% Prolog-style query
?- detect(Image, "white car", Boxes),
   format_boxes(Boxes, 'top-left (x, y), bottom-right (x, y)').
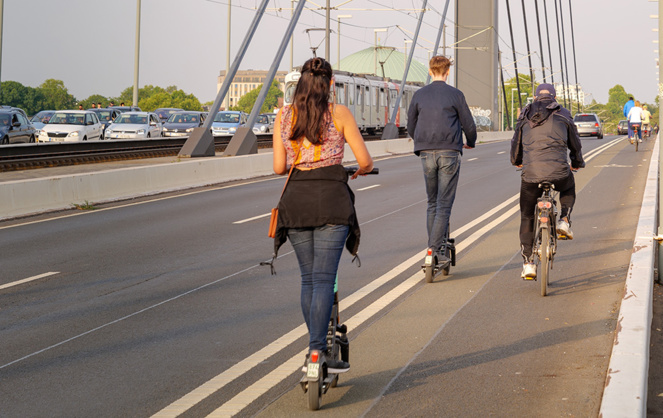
top-left (37, 110), bottom-right (103, 142)
top-left (105, 112), bottom-right (162, 139)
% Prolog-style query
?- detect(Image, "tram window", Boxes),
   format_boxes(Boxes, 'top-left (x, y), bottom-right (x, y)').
top-left (335, 83), bottom-right (345, 105)
top-left (357, 86), bottom-right (362, 106)
top-left (349, 84), bottom-right (354, 105)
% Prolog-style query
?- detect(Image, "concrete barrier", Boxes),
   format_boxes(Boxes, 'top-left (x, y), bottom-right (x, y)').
top-left (599, 136), bottom-right (659, 417)
top-left (0, 133), bottom-right (511, 220)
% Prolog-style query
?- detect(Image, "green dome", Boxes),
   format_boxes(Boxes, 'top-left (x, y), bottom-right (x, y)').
top-left (337, 46), bottom-right (428, 83)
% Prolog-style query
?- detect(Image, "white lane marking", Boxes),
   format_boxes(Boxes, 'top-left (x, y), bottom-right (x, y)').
top-left (233, 213), bottom-right (271, 224)
top-left (154, 200), bottom-right (521, 417)
top-left (357, 184), bottom-right (381, 191)
top-left (467, 158), bottom-right (478, 161)
top-left (0, 272), bottom-right (59, 291)
top-left (497, 151), bottom-right (506, 154)
top-left (206, 203), bottom-right (522, 417)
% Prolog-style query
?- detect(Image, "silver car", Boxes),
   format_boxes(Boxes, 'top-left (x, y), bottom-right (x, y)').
top-left (573, 113), bottom-right (603, 139)
top-left (106, 112), bottom-right (162, 139)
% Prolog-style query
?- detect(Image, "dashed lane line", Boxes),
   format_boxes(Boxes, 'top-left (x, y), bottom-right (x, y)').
top-left (0, 272), bottom-right (59, 291)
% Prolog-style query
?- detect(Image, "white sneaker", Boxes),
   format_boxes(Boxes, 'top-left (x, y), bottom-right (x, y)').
top-left (557, 219), bottom-right (574, 240)
top-left (521, 263), bottom-right (537, 280)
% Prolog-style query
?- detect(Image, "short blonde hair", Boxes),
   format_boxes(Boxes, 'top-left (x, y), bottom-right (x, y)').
top-left (635, 100), bottom-right (641, 107)
top-left (429, 55), bottom-right (452, 77)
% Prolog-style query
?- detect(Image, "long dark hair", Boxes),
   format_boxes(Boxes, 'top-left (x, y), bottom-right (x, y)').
top-left (289, 57), bottom-right (333, 145)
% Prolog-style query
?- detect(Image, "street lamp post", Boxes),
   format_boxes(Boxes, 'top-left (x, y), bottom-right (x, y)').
top-left (404, 39), bottom-right (412, 75)
top-left (133, 0), bottom-right (141, 107)
top-left (225, 0), bottom-right (231, 111)
top-left (337, 15), bottom-right (352, 70)
top-left (374, 28), bottom-right (387, 76)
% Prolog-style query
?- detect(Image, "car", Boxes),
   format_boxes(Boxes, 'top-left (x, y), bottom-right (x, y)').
top-left (90, 108), bottom-right (122, 139)
top-left (252, 113), bottom-right (271, 134)
top-left (573, 113), bottom-right (603, 139)
top-left (30, 110), bottom-right (55, 131)
top-left (0, 108), bottom-right (37, 144)
top-left (105, 111), bottom-right (162, 139)
top-left (211, 110), bottom-right (248, 136)
top-left (154, 107), bottom-right (185, 124)
top-left (617, 120), bottom-right (629, 135)
top-left (162, 111), bottom-right (206, 137)
top-left (37, 110), bottom-right (103, 142)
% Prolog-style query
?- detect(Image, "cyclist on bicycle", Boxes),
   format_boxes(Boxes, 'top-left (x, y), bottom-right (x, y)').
top-left (510, 83), bottom-right (585, 279)
top-left (407, 55), bottom-right (476, 264)
top-left (624, 96), bottom-right (635, 140)
top-left (642, 105), bottom-right (652, 138)
top-left (627, 100), bottom-right (644, 143)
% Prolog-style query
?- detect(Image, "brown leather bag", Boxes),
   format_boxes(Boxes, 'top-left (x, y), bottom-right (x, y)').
top-left (268, 150), bottom-right (300, 238)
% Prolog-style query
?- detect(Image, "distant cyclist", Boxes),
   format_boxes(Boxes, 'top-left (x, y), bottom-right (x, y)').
top-left (407, 55), bottom-right (476, 264)
top-left (510, 83), bottom-right (585, 279)
top-left (623, 96), bottom-right (635, 140)
top-left (642, 105), bottom-right (652, 137)
top-left (627, 100), bottom-right (644, 143)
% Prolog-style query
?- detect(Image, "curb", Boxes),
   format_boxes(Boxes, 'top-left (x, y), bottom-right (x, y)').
top-left (599, 135), bottom-right (659, 417)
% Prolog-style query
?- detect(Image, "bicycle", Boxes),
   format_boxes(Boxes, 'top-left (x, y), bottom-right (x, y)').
top-left (530, 182), bottom-right (559, 296)
top-left (632, 123), bottom-right (642, 152)
top-left (422, 228), bottom-right (456, 283)
top-left (300, 165), bottom-right (378, 410)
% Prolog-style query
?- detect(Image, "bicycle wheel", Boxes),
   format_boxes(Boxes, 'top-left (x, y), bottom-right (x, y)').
top-left (307, 378), bottom-right (321, 410)
top-left (635, 137), bottom-right (639, 152)
top-left (540, 228), bottom-right (550, 296)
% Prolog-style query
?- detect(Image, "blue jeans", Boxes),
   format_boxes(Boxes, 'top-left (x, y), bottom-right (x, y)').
top-left (420, 150), bottom-right (461, 251)
top-left (288, 224), bottom-right (349, 352)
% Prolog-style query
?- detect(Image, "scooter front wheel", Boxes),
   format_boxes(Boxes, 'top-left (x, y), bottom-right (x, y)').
top-left (424, 264), bottom-right (434, 283)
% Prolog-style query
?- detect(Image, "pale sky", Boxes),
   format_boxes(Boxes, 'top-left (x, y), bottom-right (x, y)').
top-left (2, 0), bottom-right (658, 105)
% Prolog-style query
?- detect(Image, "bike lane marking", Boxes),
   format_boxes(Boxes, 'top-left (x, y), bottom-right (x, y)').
top-left (0, 272), bottom-right (59, 291)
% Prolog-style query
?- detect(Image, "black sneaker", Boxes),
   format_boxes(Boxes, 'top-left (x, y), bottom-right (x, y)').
top-left (326, 356), bottom-right (350, 373)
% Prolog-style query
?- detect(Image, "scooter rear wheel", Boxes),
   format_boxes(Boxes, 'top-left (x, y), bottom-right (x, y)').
top-left (307, 379), bottom-right (321, 410)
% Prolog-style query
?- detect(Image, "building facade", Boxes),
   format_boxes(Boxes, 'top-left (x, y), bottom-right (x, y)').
top-left (217, 70), bottom-right (287, 109)
top-left (555, 83), bottom-right (586, 106)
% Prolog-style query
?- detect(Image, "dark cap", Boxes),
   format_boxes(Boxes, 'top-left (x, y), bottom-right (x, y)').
top-left (535, 83), bottom-right (556, 98)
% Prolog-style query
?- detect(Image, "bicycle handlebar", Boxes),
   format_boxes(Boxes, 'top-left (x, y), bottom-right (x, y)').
top-left (344, 166), bottom-right (379, 175)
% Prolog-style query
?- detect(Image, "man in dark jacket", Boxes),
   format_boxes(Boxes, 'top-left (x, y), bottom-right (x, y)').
top-left (511, 83), bottom-right (584, 279)
top-left (407, 55), bottom-right (477, 262)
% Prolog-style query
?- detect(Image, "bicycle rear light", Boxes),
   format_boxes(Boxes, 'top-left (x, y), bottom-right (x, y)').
top-left (540, 216), bottom-right (549, 224)
top-left (310, 351), bottom-right (319, 363)
top-left (537, 201), bottom-right (552, 209)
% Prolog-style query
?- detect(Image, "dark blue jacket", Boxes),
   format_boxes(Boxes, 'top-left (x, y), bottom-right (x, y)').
top-left (407, 81), bottom-right (477, 155)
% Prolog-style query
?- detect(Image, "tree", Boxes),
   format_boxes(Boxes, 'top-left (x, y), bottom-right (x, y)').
top-left (0, 81), bottom-right (47, 115)
top-left (39, 79), bottom-right (77, 110)
top-left (113, 85), bottom-right (202, 111)
top-left (233, 80), bottom-right (283, 114)
top-left (502, 75), bottom-right (535, 129)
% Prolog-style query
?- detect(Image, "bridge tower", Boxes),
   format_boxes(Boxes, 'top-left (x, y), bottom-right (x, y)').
top-left (455, 0), bottom-right (499, 131)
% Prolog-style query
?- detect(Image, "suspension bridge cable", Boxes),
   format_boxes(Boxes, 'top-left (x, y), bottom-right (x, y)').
top-left (543, 0), bottom-right (555, 85)
top-left (520, 0), bottom-right (536, 94)
top-left (553, 0), bottom-right (568, 108)
top-left (567, 0), bottom-right (580, 113)
top-left (558, 0), bottom-right (572, 111)
top-left (534, 0), bottom-right (547, 83)
top-left (505, 0), bottom-right (523, 108)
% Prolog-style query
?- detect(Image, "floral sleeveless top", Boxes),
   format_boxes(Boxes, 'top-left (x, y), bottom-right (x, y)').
top-left (280, 104), bottom-right (345, 169)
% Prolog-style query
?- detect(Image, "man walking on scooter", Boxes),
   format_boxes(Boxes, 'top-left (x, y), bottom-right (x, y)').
top-left (407, 55), bottom-right (476, 264)
top-left (510, 83), bottom-right (584, 279)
